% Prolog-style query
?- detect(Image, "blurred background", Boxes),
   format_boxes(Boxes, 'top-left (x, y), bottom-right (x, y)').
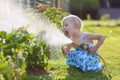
top-left (21, 0), bottom-right (120, 19)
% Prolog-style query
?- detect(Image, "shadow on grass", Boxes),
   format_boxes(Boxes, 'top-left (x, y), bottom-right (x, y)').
top-left (22, 74), bottom-right (52, 80)
top-left (65, 66), bottom-right (112, 80)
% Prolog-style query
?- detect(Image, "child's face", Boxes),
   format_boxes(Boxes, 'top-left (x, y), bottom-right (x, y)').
top-left (62, 19), bottom-right (76, 37)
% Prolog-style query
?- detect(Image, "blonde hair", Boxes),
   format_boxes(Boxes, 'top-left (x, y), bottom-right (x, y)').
top-left (61, 15), bottom-right (83, 30)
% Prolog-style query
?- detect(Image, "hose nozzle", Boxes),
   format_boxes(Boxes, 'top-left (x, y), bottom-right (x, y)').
top-left (72, 41), bottom-right (81, 46)
top-left (72, 41), bottom-right (89, 50)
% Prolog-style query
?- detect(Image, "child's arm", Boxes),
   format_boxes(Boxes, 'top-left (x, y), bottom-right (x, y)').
top-left (87, 34), bottom-right (105, 54)
top-left (61, 44), bottom-right (72, 55)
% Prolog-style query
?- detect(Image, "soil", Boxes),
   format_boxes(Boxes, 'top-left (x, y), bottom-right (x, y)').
top-left (25, 65), bottom-right (51, 75)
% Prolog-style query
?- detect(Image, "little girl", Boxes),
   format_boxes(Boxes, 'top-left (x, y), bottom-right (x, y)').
top-left (61, 15), bottom-right (105, 72)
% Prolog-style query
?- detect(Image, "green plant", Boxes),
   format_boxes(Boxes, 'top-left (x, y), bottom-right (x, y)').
top-left (42, 7), bottom-right (69, 29)
top-left (0, 51), bottom-right (9, 80)
top-left (25, 31), bottom-right (51, 71)
top-left (0, 27), bottom-right (51, 79)
top-left (0, 28), bottom-right (31, 79)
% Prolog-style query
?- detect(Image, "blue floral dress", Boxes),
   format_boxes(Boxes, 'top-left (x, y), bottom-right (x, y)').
top-left (66, 34), bottom-right (103, 72)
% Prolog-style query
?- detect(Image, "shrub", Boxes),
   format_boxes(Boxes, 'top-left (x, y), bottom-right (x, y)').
top-left (42, 7), bottom-right (70, 29)
top-left (0, 27), bottom-right (51, 79)
top-left (25, 31), bottom-right (51, 71)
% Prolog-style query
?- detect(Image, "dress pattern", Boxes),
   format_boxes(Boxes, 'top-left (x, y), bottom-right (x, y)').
top-left (66, 34), bottom-right (103, 72)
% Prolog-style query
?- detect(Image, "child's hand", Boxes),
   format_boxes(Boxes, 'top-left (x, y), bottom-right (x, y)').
top-left (61, 46), bottom-right (68, 55)
top-left (89, 47), bottom-right (97, 54)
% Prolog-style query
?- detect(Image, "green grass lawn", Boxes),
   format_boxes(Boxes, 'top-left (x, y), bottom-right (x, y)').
top-left (23, 20), bottom-right (120, 80)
